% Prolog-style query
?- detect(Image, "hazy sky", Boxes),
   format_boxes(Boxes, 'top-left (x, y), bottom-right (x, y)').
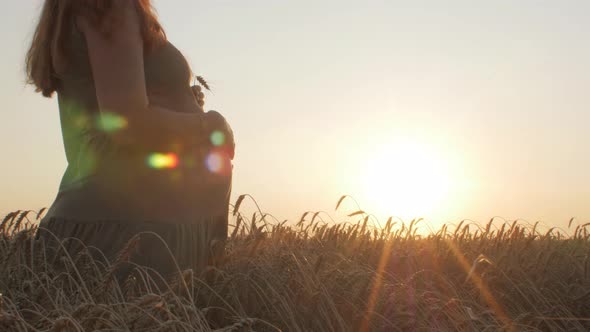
top-left (1, 1), bottom-right (589, 231)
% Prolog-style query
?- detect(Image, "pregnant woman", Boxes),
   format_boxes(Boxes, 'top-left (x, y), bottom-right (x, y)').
top-left (27, 0), bottom-right (235, 277)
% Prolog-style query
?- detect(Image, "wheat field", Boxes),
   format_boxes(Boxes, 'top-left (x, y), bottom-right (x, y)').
top-left (1, 195), bottom-right (589, 331)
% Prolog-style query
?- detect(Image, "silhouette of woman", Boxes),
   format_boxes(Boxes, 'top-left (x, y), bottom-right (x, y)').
top-left (27, 0), bottom-right (235, 278)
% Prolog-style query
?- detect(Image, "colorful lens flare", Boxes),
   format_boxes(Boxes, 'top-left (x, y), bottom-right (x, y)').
top-left (147, 153), bottom-right (179, 169)
top-left (96, 112), bottom-right (128, 132)
top-left (206, 152), bottom-right (225, 174)
top-left (210, 130), bottom-right (226, 146)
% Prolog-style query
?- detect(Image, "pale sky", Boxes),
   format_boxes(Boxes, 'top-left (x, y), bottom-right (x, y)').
top-left (1, 1), bottom-right (589, 231)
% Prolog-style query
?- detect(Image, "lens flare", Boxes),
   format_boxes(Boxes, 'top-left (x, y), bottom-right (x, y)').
top-left (205, 149), bottom-right (232, 176)
top-left (147, 153), bottom-right (179, 169)
top-left (96, 112), bottom-right (128, 132)
top-left (210, 130), bottom-right (226, 146)
top-left (206, 152), bottom-right (224, 173)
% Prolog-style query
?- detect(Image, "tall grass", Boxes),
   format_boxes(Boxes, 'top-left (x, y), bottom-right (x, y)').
top-left (1, 196), bottom-right (589, 331)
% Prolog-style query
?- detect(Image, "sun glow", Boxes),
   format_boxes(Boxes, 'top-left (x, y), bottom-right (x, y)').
top-left (361, 140), bottom-right (454, 220)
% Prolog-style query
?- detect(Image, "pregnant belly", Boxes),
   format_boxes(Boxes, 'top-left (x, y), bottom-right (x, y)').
top-left (92, 143), bottom-right (231, 220)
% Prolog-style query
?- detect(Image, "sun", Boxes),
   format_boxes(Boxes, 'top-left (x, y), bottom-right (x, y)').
top-left (360, 140), bottom-right (453, 220)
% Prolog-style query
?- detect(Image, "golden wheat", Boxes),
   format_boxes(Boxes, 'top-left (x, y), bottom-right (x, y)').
top-left (0, 195), bottom-right (589, 331)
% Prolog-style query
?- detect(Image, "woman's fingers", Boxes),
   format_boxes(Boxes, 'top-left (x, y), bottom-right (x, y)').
top-left (197, 92), bottom-right (205, 106)
top-left (191, 85), bottom-right (205, 106)
top-left (191, 85), bottom-right (202, 95)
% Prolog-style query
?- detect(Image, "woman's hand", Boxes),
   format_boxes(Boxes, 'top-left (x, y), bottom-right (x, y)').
top-left (191, 84), bottom-right (205, 110)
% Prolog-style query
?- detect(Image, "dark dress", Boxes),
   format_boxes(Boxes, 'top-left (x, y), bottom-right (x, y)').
top-left (36, 22), bottom-right (235, 278)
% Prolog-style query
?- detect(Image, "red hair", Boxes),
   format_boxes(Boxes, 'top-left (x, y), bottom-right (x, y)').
top-left (26, 0), bottom-right (167, 98)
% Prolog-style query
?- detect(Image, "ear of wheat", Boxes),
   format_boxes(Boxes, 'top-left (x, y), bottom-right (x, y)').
top-left (194, 76), bottom-right (211, 91)
top-left (1, 202), bottom-right (588, 331)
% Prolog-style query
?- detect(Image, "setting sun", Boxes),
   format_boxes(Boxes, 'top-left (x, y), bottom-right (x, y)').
top-left (360, 140), bottom-right (453, 220)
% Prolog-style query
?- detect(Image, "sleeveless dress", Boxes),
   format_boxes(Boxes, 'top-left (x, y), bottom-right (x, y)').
top-left (36, 22), bottom-right (235, 277)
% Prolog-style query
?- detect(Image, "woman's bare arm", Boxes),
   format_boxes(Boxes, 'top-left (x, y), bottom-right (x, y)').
top-left (77, 0), bottom-right (203, 149)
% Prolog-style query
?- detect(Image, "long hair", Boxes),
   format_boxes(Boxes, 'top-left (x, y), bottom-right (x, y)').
top-left (26, 0), bottom-right (167, 98)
